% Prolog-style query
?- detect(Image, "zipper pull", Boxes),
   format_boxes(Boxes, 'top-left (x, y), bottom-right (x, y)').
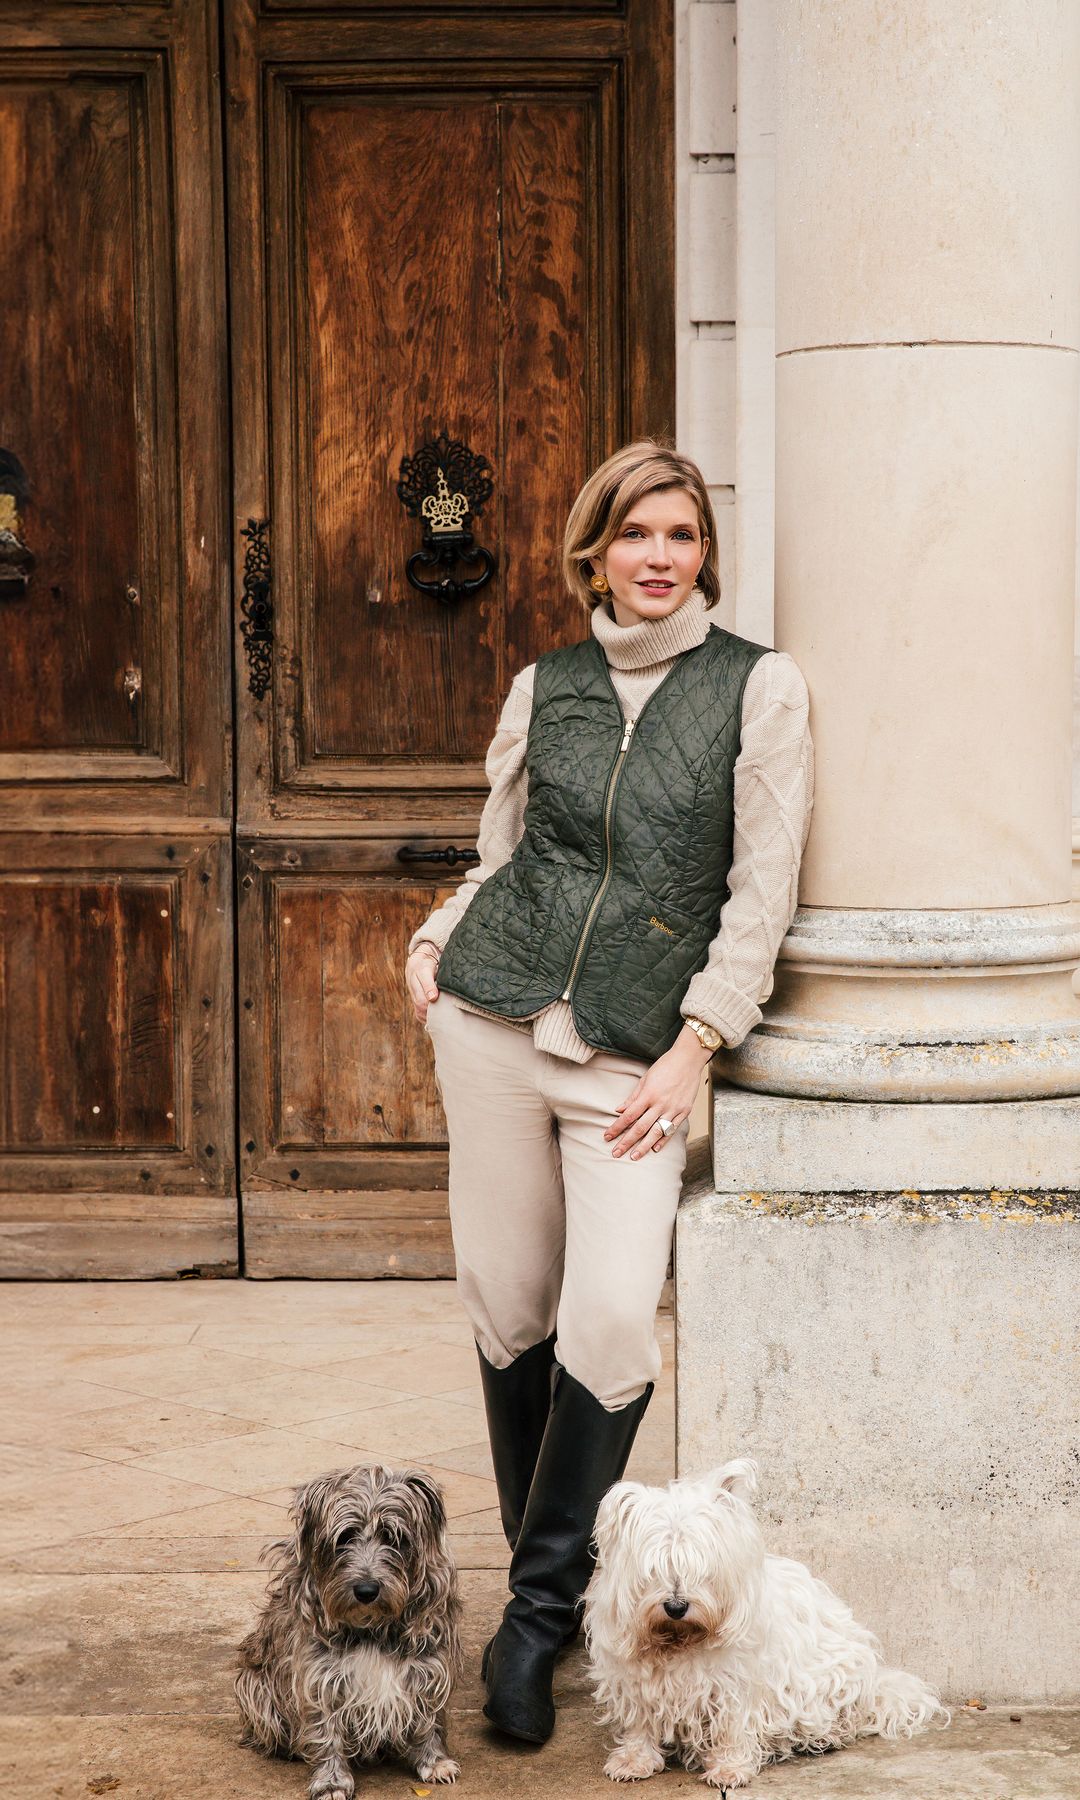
top-left (621, 717), bottom-right (635, 752)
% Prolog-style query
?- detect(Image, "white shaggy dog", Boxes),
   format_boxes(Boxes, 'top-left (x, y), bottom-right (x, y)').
top-left (584, 1459), bottom-right (947, 1789)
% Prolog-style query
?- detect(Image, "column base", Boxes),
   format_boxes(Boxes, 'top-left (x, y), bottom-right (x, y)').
top-left (675, 1093), bottom-right (1079, 1703)
top-left (717, 904), bottom-right (1080, 1101)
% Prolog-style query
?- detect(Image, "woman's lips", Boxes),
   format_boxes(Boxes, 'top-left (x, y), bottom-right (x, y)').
top-left (638, 581), bottom-right (674, 591)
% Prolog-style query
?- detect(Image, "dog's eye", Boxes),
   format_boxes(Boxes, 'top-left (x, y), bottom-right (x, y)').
top-left (336, 1527), bottom-right (359, 1550)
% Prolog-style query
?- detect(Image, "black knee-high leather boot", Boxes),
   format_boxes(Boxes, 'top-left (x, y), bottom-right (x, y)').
top-left (475, 1334), bottom-right (557, 1551)
top-left (481, 1364), bottom-right (653, 1744)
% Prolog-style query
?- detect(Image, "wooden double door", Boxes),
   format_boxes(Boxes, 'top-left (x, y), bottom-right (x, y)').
top-left (0, 0), bottom-right (673, 1276)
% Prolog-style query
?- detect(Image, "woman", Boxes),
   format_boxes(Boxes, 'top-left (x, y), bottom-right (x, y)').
top-left (404, 440), bottom-right (813, 1745)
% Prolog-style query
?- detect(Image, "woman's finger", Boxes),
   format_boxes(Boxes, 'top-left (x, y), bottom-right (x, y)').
top-left (639, 1111), bottom-right (685, 1157)
top-left (612, 1073), bottom-right (645, 1115)
top-left (612, 1102), bottom-right (668, 1156)
top-left (605, 1084), bottom-right (654, 1138)
top-left (406, 955), bottom-right (440, 1003)
top-left (406, 973), bottom-right (438, 1025)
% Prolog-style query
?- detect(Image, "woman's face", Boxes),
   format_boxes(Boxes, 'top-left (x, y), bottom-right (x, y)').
top-left (593, 488), bottom-right (709, 628)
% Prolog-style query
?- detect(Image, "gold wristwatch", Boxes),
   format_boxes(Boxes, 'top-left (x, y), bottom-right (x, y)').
top-left (684, 1014), bottom-right (723, 1053)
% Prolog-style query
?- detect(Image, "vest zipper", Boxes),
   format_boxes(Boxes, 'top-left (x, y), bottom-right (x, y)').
top-left (560, 716), bottom-right (636, 1001)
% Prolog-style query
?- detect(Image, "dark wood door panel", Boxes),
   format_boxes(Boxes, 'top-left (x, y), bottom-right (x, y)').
top-left (238, 838), bottom-right (457, 1275)
top-left (301, 92), bottom-right (500, 764)
top-left (0, 833), bottom-right (236, 1277)
top-left (500, 97), bottom-right (594, 672)
top-left (0, 875), bottom-right (177, 1153)
top-left (259, 68), bottom-right (611, 801)
top-left (0, 73), bottom-right (151, 759)
top-left (0, 8), bottom-right (229, 822)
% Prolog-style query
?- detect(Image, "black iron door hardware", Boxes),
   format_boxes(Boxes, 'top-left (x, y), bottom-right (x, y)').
top-left (239, 517), bottom-right (272, 698)
top-left (397, 843), bottom-right (480, 867)
top-left (0, 450), bottom-right (35, 600)
top-left (396, 431), bottom-right (495, 605)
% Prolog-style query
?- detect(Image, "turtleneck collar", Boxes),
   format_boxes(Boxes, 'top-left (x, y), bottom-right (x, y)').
top-left (589, 588), bottom-right (712, 671)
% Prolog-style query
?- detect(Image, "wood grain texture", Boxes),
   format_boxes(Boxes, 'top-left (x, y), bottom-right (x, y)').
top-left (0, 838), bottom-right (234, 1225)
top-left (0, 77), bottom-right (142, 754)
top-left (264, 876), bottom-right (448, 1155)
top-left (0, 877), bottom-right (175, 1152)
top-left (0, 1195), bottom-right (237, 1281)
top-left (275, 884), bottom-right (325, 1146)
top-left (500, 97), bottom-right (595, 678)
top-left (0, 4), bottom-right (228, 819)
top-left (242, 1189), bottom-right (453, 1280)
top-left (301, 96), bottom-right (500, 762)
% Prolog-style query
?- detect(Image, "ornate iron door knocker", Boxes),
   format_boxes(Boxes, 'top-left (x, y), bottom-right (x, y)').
top-left (0, 450), bottom-right (35, 601)
top-left (396, 432), bottom-right (495, 605)
top-left (239, 517), bottom-right (272, 699)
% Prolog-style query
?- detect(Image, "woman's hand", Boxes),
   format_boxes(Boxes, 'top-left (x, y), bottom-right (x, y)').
top-left (406, 944), bottom-right (442, 1026)
top-left (604, 1026), bottom-right (714, 1158)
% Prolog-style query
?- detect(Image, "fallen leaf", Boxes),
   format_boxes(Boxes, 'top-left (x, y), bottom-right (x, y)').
top-left (412, 1789), bottom-right (432, 1798)
top-left (87, 1780), bottom-right (121, 1795)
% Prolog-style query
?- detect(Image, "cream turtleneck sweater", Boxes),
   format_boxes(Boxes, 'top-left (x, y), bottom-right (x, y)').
top-left (409, 591), bottom-right (813, 1063)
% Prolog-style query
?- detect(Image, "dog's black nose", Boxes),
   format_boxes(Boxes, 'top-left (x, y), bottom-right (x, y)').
top-left (663, 1597), bottom-right (689, 1619)
top-left (353, 1581), bottom-right (381, 1603)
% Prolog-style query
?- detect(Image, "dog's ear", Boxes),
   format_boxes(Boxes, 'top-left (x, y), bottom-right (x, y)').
top-left (279, 1471), bottom-right (340, 1640)
top-left (709, 1458), bottom-right (759, 1505)
top-left (289, 1470), bottom-right (341, 1562)
top-left (403, 1469), bottom-right (447, 1534)
top-left (593, 1481), bottom-right (644, 1556)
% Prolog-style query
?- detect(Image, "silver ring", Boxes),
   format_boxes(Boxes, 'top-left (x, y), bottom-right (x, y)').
top-left (657, 1116), bottom-right (676, 1137)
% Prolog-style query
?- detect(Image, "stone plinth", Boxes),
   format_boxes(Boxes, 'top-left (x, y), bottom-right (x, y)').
top-left (676, 1108), bottom-right (1080, 1704)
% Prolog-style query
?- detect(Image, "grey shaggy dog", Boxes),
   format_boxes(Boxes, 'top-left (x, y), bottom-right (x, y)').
top-left (235, 1463), bottom-right (462, 1799)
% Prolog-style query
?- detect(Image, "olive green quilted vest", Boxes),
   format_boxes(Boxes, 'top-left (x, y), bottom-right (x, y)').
top-left (435, 623), bottom-right (769, 1061)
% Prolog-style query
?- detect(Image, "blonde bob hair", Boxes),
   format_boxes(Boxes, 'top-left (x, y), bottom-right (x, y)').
top-left (562, 439), bottom-right (720, 613)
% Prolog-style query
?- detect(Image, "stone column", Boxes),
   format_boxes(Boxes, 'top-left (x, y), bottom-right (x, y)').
top-left (677, 0), bottom-right (1080, 1701)
top-left (726, 0), bottom-right (1080, 1104)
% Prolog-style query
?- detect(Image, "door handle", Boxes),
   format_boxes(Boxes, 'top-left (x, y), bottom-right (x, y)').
top-left (397, 844), bottom-right (480, 867)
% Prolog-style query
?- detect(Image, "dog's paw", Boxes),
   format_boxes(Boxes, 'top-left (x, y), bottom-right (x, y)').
top-left (604, 1741), bottom-right (665, 1782)
top-left (309, 1776), bottom-right (353, 1800)
top-left (701, 1762), bottom-right (752, 1791)
top-left (417, 1755), bottom-right (460, 1785)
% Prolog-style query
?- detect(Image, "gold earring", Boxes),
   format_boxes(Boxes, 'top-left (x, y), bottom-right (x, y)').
top-left (590, 572), bottom-right (609, 595)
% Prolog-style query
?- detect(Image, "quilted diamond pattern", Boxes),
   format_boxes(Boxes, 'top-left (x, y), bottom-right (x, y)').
top-left (436, 624), bottom-right (768, 1060)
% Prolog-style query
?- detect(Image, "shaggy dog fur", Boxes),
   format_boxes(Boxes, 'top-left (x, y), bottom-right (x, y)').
top-left (584, 1458), bottom-right (948, 1789)
top-left (235, 1463), bottom-right (462, 1799)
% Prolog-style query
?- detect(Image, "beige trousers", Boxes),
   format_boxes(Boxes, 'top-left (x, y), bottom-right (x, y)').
top-left (426, 991), bottom-right (690, 1410)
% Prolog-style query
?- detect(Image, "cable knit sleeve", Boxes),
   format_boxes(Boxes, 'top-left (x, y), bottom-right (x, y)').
top-left (679, 650), bottom-right (814, 1046)
top-left (407, 665), bottom-right (536, 958)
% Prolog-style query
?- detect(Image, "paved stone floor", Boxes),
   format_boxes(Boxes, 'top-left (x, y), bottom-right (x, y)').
top-left (1, 1280), bottom-right (1076, 1799)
